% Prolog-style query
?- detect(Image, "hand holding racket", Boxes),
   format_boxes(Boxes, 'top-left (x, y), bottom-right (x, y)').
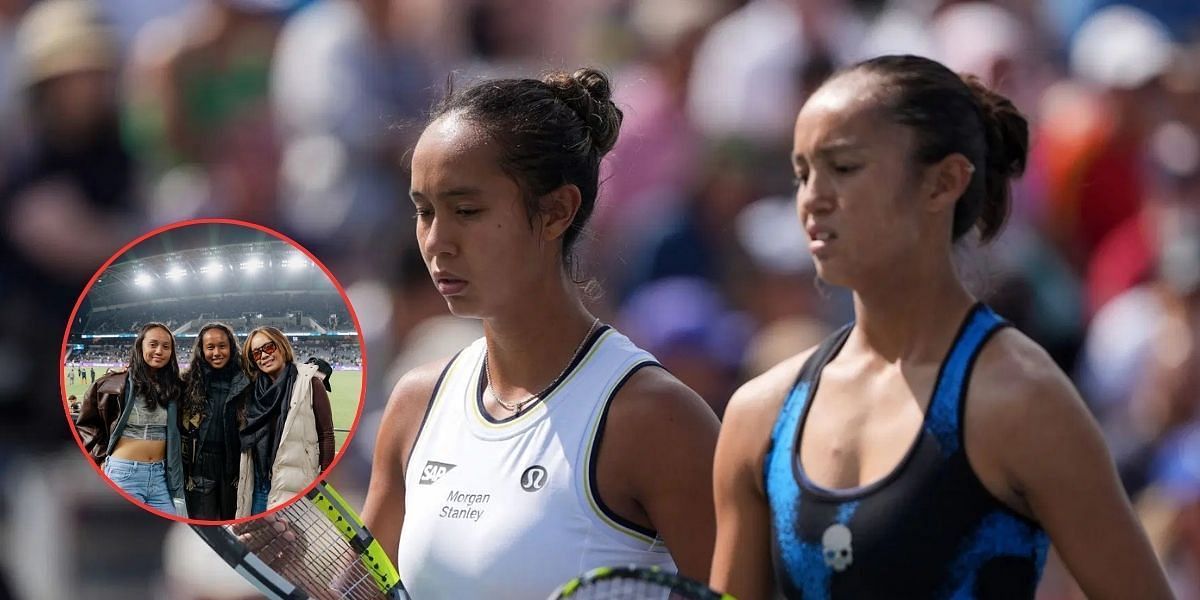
top-left (229, 513), bottom-right (308, 569)
top-left (192, 481), bottom-right (408, 600)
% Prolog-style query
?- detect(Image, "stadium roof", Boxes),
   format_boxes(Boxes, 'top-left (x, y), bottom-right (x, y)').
top-left (86, 240), bottom-right (341, 309)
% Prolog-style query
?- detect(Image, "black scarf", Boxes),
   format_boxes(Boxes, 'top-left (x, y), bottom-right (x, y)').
top-left (199, 361), bottom-right (237, 441)
top-left (200, 361), bottom-right (236, 399)
top-left (185, 361), bottom-right (234, 423)
top-left (201, 360), bottom-right (236, 381)
top-left (240, 362), bottom-right (298, 483)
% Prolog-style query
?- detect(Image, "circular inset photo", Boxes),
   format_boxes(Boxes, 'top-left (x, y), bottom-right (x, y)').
top-left (61, 218), bottom-right (366, 524)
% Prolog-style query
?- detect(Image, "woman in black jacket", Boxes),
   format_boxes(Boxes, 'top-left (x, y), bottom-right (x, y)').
top-left (180, 322), bottom-right (251, 520)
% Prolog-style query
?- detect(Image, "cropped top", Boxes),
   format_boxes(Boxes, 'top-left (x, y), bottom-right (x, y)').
top-left (121, 395), bottom-right (168, 441)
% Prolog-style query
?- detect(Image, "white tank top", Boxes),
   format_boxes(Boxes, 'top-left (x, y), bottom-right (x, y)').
top-left (395, 326), bottom-right (677, 599)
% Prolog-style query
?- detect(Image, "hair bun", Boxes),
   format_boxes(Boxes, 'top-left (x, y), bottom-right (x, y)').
top-left (961, 74), bottom-right (1028, 241)
top-left (543, 67), bottom-right (623, 155)
top-left (961, 75), bottom-right (1028, 179)
top-left (572, 67), bottom-right (612, 103)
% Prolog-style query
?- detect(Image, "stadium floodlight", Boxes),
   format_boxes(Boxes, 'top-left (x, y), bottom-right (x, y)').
top-left (201, 259), bottom-right (224, 280)
top-left (241, 256), bottom-right (265, 274)
top-left (134, 272), bottom-right (152, 288)
top-left (283, 252), bottom-right (309, 271)
top-left (165, 265), bottom-right (187, 281)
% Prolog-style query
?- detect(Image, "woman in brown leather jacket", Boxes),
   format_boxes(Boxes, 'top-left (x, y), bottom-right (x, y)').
top-left (75, 322), bottom-right (187, 516)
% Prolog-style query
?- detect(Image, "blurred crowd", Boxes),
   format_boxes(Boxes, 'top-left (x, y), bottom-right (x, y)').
top-left (67, 345), bottom-right (123, 364)
top-left (1, 0), bottom-right (1199, 598)
top-left (82, 306), bottom-right (350, 336)
top-left (66, 338), bottom-right (361, 370)
top-left (82, 292), bottom-right (351, 332)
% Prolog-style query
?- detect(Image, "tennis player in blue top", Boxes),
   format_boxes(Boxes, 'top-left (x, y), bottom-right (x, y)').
top-left (709, 55), bottom-right (1172, 599)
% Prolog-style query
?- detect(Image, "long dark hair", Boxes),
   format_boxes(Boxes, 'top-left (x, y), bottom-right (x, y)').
top-left (128, 322), bottom-right (182, 409)
top-left (182, 322), bottom-right (245, 422)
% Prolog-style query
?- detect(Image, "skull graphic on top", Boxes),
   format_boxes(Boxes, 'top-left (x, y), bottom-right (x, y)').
top-left (822, 523), bottom-right (853, 572)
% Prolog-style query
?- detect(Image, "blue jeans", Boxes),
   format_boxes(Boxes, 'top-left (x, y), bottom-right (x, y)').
top-left (252, 477), bottom-right (271, 515)
top-left (104, 456), bottom-right (176, 515)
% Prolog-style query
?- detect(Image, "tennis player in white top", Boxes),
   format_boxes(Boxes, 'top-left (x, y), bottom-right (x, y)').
top-left (360, 67), bottom-right (720, 599)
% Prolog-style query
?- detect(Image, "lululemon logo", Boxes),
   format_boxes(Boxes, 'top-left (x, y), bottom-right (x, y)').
top-left (520, 465), bottom-right (547, 492)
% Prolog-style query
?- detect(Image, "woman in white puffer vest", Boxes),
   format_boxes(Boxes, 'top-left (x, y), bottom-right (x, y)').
top-left (236, 326), bottom-right (336, 517)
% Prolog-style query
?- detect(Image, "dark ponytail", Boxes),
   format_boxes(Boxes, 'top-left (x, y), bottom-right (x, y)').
top-left (843, 55), bottom-right (1029, 243)
top-left (961, 75), bottom-right (1028, 242)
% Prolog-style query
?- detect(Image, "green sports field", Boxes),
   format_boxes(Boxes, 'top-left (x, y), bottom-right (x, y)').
top-left (62, 367), bottom-right (362, 451)
top-left (328, 369), bottom-right (362, 450)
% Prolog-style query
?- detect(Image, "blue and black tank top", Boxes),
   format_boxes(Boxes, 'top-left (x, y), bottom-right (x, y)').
top-left (766, 303), bottom-right (1049, 599)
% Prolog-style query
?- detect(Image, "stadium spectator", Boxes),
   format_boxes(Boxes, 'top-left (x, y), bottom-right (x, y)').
top-left (75, 322), bottom-right (187, 516)
top-left (618, 277), bottom-right (750, 417)
top-left (180, 322), bottom-right (251, 521)
top-left (271, 0), bottom-right (432, 256)
top-left (1, 0), bottom-right (137, 278)
top-left (588, 0), bottom-right (724, 272)
top-left (1077, 116), bottom-right (1200, 498)
top-left (1039, 6), bottom-right (1174, 295)
top-left (1137, 424), bottom-right (1200, 599)
top-left (237, 325), bottom-right (334, 517)
top-left (0, 0), bottom-right (141, 453)
top-left (125, 0), bottom-right (283, 225)
top-left (615, 139), bottom-right (766, 304)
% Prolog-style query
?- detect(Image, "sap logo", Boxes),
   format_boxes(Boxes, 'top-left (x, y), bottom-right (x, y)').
top-left (419, 461), bottom-right (456, 485)
top-left (520, 465), bottom-right (548, 492)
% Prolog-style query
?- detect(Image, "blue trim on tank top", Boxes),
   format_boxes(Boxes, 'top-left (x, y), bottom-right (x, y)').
top-left (782, 303), bottom-right (998, 501)
top-left (766, 438), bottom-right (862, 598)
top-left (765, 303), bottom-right (1048, 598)
top-left (766, 380), bottom-right (830, 597)
top-left (927, 306), bottom-right (1006, 456)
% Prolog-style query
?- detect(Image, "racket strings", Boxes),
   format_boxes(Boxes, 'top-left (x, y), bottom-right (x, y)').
top-left (569, 577), bottom-right (685, 600)
top-left (225, 498), bottom-right (389, 600)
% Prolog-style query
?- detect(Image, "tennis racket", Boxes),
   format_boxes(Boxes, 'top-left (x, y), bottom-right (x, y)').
top-left (191, 481), bottom-right (408, 600)
top-left (549, 566), bottom-right (735, 600)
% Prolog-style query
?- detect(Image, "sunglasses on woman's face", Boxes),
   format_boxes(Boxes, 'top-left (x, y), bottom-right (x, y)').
top-left (251, 341), bottom-right (278, 362)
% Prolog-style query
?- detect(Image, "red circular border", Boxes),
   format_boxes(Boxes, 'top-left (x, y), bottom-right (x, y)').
top-left (59, 217), bottom-right (370, 525)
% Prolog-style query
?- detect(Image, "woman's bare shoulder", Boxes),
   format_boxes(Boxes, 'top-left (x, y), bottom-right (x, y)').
top-left (725, 347), bottom-right (819, 434)
top-left (969, 327), bottom-right (1080, 426)
top-left (385, 357), bottom-right (457, 419)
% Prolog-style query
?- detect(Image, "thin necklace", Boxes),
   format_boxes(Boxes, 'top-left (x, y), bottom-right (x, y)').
top-left (484, 317), bottom-right (601, 414)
